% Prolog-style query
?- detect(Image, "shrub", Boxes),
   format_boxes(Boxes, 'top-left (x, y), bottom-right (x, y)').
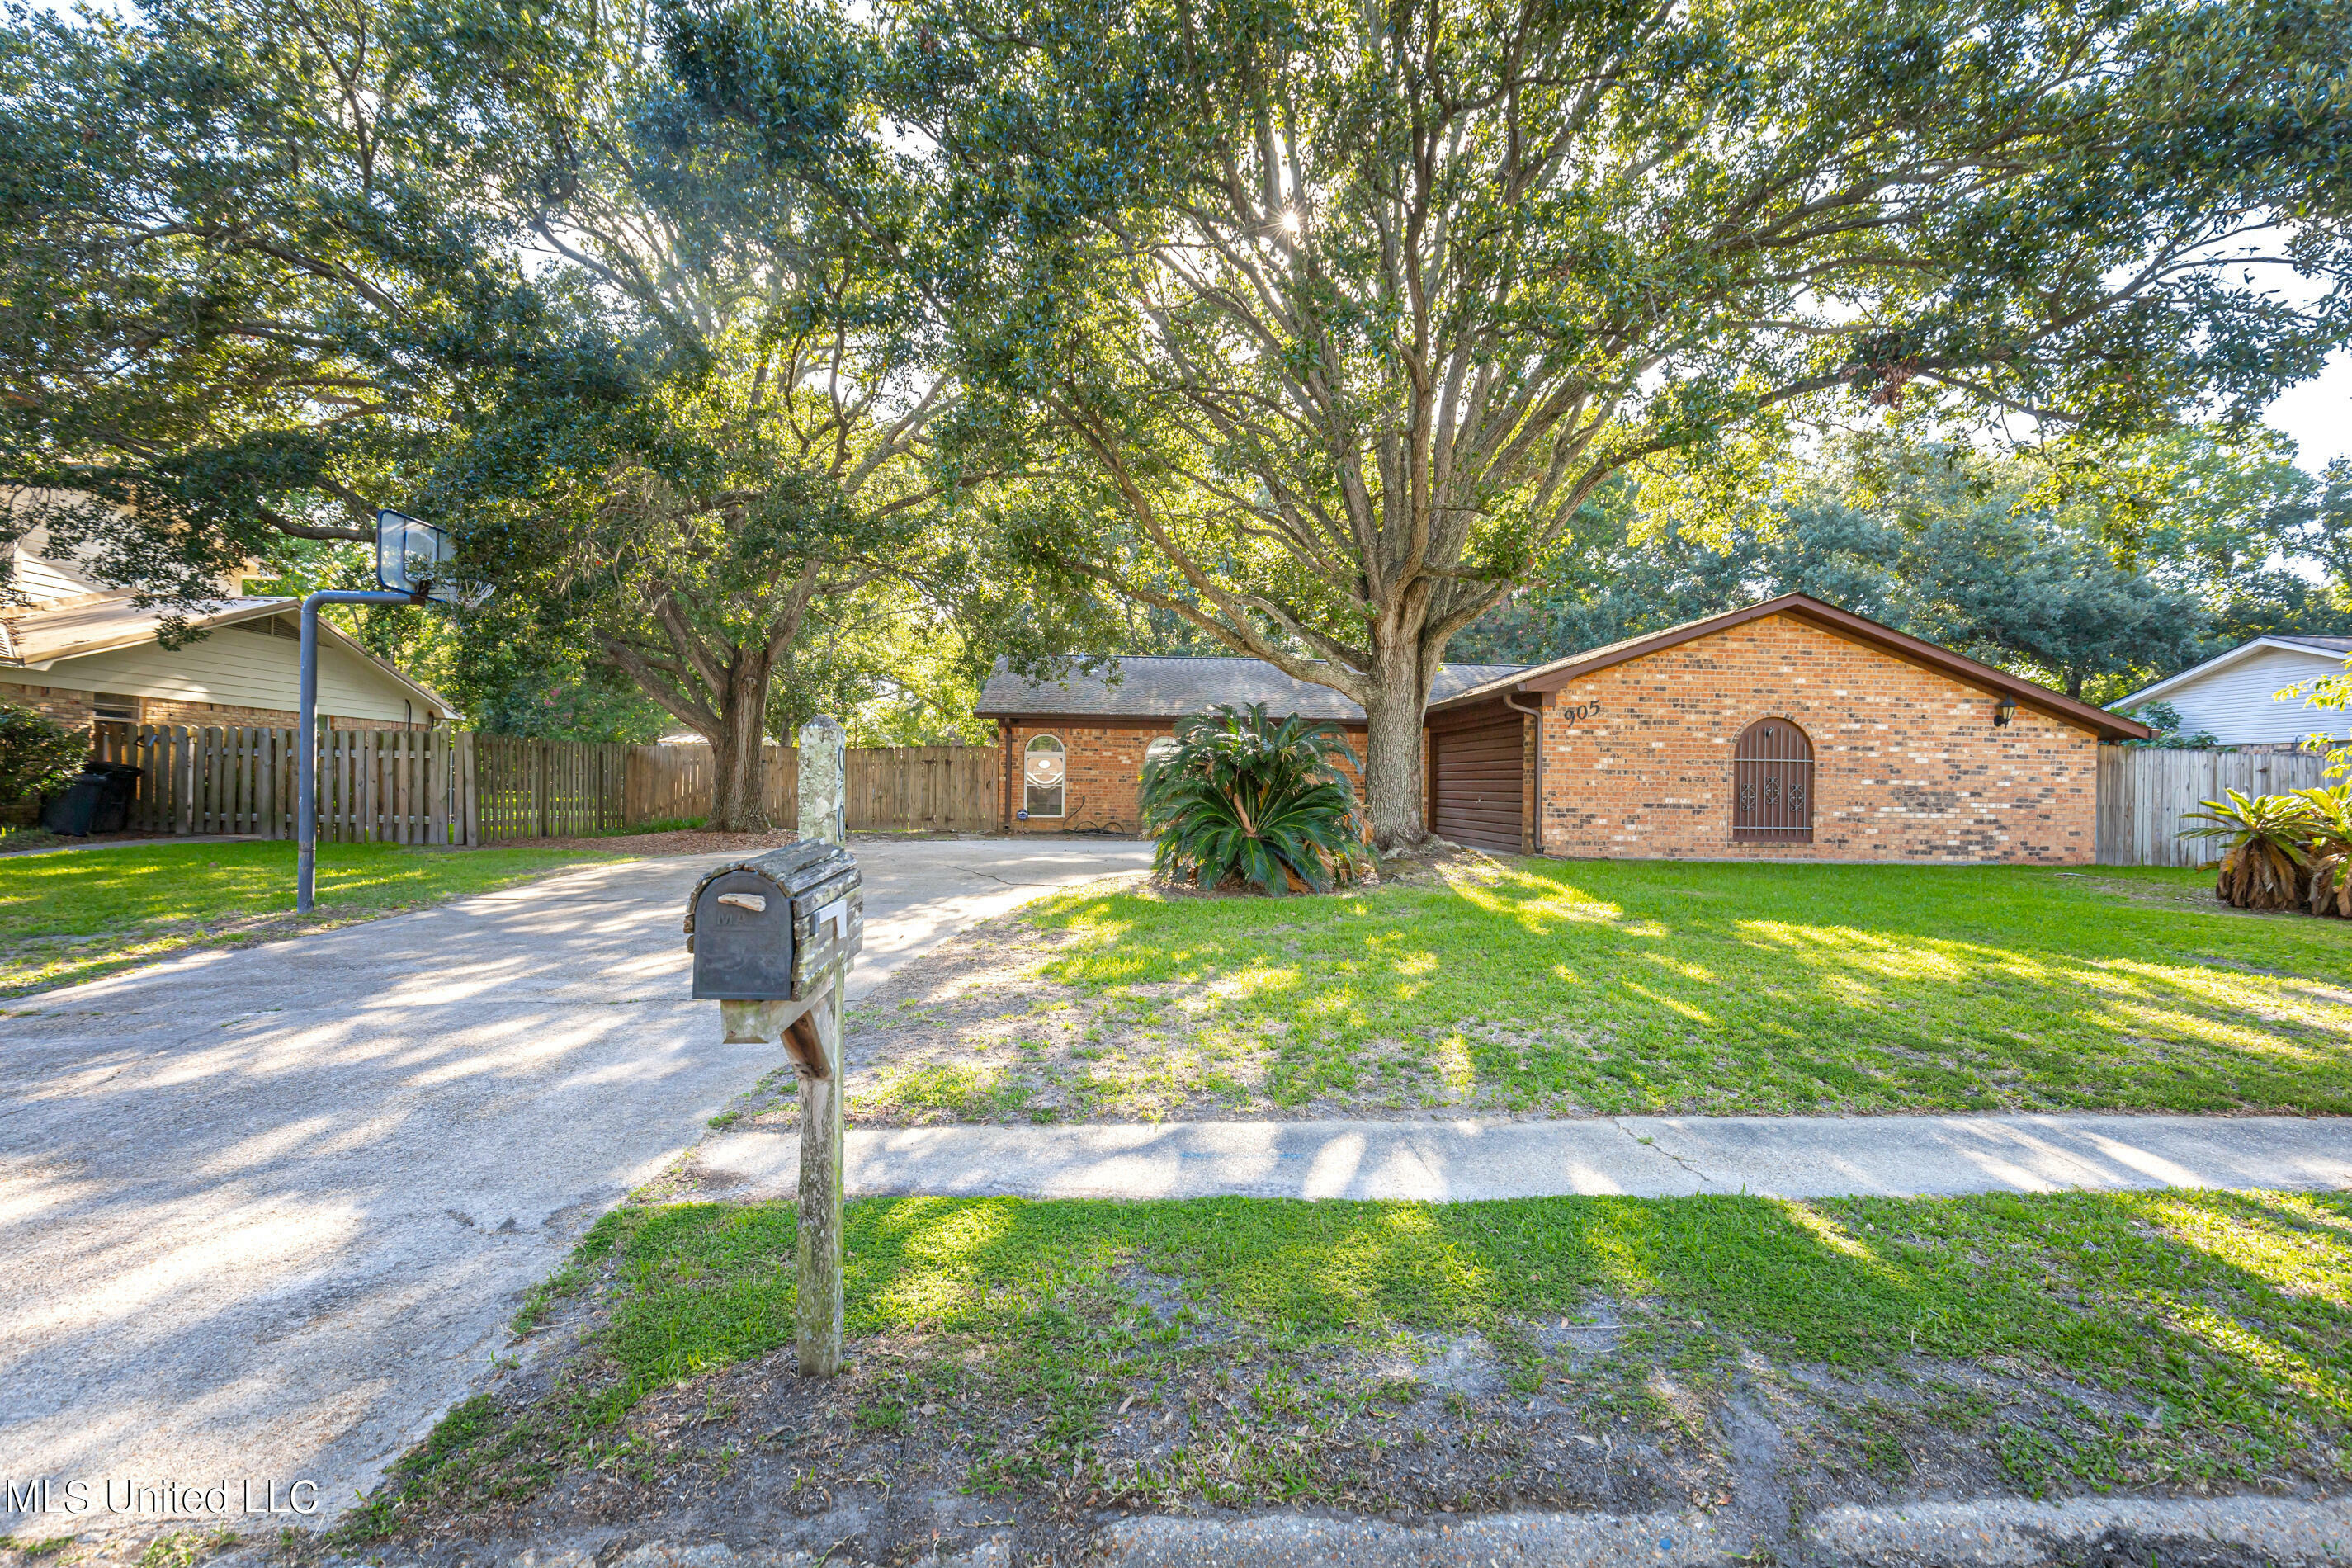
top-left (1138, 702), bottom-right (1367, 896)
top-left (2295, 786), bottom-right (2352, 919)
top-left (0, 702), bottom-right (86, 813)
top-left (2123, 701), bottom-right (2221, 749)
top-left (2180, 789), bottom-right (2316, 910)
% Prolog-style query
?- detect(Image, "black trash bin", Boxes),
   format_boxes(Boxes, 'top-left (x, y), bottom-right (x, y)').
top-left (40, 762), bottom-right (142, 836)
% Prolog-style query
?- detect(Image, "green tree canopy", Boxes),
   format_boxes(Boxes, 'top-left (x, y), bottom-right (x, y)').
top-left (0, 0), bottom-right (536, 610)
top-left (396, 0), bottom-right (970, 826)
top-left (718, 0), bottom-right (2352, 842)
top-left (1457, 425), bottom-right (2351, 705)
top-left (0, 0), bottom-right (1027, 819)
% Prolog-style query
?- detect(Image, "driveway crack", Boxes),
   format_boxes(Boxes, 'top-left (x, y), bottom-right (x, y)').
top-left (1610, 1117), bottom-right (1713, 1185)
top-left (951, 867), bottom-right (1121, 890)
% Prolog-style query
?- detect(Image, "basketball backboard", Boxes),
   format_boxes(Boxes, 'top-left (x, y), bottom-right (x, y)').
top-left (375, 508), bottom-right (491, 607)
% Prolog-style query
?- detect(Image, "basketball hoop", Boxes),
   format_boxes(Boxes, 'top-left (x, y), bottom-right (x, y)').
top-left (376, 508), bottom-right (491, 607)
top-left (290, 512), bottom-right (493, 914)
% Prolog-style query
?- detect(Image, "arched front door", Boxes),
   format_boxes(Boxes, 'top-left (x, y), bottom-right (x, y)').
top-left (1732, 718), bottom-right (1814, 843)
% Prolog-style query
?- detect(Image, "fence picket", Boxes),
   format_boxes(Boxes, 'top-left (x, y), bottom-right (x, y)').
top-left (2094, 744), bottom-right (2335, 866)
top-left (75, 724), bottom-right (1035, 846)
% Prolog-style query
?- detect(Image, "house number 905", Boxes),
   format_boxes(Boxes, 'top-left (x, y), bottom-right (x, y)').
top-left (1559, 698), bottom-right (1604, 723)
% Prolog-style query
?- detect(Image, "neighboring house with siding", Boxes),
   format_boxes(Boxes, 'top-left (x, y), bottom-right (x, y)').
top-left (2113, 635), bottom-right (2351, 748)
top-left (0, 522), bottom-right (458, 732)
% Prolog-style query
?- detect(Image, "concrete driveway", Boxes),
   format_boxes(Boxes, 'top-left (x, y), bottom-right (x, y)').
top-left (0, 836), bottom-right (1150, 1535)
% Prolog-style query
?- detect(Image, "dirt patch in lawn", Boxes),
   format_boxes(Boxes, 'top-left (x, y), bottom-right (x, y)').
top-left (2049, 871), bottom-right (2305, 919)
top-left (328, 1262), bottom-right (2308, 1568)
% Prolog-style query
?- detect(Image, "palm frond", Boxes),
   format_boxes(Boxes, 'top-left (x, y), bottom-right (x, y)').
top-left (2180, 788), bottom-right (2317, 910)
top-left (1139, 702), bottom-right (1368, 895)
top-left (2291, 786), bottom-right (2352, 919)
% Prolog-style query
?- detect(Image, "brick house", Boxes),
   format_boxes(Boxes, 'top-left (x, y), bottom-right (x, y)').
top-left (975, 656), bottom-right (1517, 834)
top-left (1427, 594), bottom-right (2147, 862)
top-left (979, 595), bottom-right (2149, 862)
top-left (0, 523), bottom-right (459, 734)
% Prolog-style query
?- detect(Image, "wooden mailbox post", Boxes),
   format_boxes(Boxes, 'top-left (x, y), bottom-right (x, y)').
top-left (682, 714), bottom-right (857, 1376)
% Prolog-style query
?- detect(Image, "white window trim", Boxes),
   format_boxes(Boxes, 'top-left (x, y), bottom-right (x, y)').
top-left (1023, 734), bottom-right (1067, 819)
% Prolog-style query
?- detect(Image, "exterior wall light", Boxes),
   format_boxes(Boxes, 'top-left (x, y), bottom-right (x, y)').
top-left (1993, 697), bottom-right (2018, 727)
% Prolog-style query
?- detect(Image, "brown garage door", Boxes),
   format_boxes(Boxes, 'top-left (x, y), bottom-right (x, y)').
top-left (1430, 714), bottom-right (1524, 854)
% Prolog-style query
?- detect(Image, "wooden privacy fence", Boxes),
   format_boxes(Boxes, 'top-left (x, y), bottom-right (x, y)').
top-left (87, 726), bottom-right (1010, 843)
top-left (2095, 744), bottom-right (2338, 867)
top-left (92, 723), bottom-right (475, 844)
top-left (846, 746), bottom-right (999, 831)
top-left (473, 737), bottom-right (631, 839)
top-left (626, 743), bottom-right (798, 827)
top-left (99, 727), bottom-right (2342, 859)
top-left (625, 743), bottom-right (997, 833)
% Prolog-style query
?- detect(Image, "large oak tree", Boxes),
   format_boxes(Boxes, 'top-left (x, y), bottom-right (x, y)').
top-left (416, 0), bottom-right (962, 828)
top-left (0, 0), bottom-right (979, 828)
top-left (0, 0), bottom-right (506, 601)
top-left (783, 0), bottom-right (2352, 843)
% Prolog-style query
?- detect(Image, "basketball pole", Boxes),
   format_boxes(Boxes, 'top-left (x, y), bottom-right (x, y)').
top-left (296, 588), bottom-right (432, 914)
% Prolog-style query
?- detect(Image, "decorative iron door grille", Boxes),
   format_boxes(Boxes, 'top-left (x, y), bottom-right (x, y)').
top-left (1731, 718), bottom-right (1815, 843)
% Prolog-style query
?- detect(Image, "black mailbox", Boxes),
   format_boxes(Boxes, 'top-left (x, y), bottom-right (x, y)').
top-left (685, 842), bottom-right (864, 1000)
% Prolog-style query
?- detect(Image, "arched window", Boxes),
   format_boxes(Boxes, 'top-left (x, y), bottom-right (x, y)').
top-left (1732, 718), bottom-right (1814, 843)
top-left (1023, 734), bottom-right (1067, 818)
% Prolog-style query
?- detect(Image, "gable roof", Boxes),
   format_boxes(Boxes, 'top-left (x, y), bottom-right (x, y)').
top-left (2114, 634), bottom-right (2352, 710)
top-left (1426, 593), bottom-right (2151, 742)
top-left (975, 654), bottom-right (1525, 723)
top-left (0, 592), bottom-right (460, 720)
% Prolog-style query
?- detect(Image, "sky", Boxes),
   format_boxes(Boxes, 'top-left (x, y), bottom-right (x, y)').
top-left (2265, 352), bottom-right (2350, 473)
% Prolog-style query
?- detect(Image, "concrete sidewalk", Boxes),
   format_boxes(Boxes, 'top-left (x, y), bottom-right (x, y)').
top-left (693, 1111), bottom-right (2352, 1202)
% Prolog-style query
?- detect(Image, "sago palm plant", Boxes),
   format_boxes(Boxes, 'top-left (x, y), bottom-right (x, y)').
top-left (1138, 703), bottom-right (1368, 895)
top-left (2179, 788), bottom-right (2317, 910)
top-left (2292, 785), bottom-right (2352, 919)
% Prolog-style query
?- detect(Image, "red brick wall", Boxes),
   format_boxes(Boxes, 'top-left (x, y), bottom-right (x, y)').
top-left (1531, 615), bottom-right (2099, 863)
top-left (0, 682), bottom-right (98, 730)
top-left (1003, 718), bottom-right (1371, 834)
top-left (1004, 720), bottom-right (1167, 833)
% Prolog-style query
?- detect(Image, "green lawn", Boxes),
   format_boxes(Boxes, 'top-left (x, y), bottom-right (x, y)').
top-left (359, 1186), bottom-right (2352, 1535)
top-left (919, 859), bottom-right (2352, 1118)
top-left (0, 839), bottom-right (620, 994)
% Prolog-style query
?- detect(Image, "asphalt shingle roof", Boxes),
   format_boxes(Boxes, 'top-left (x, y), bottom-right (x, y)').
top-left (975, 655), bottom-right (1527, 721)
top-left (2275, 634), bottom-right (2352, 654)
top-left (0, 593), bottom-right (289, 664)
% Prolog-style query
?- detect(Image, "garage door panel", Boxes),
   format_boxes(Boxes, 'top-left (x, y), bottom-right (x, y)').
top-left (1432, 714), bottom-right (1524, 854)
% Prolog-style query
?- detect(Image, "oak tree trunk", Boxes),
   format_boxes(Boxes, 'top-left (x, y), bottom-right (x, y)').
top-left (1358, 641), bottom-right (1435, 850)
top-left (706, 651), bottom-right (777, 833)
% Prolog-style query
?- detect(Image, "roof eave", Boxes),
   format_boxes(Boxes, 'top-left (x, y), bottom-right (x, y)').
top-left (7, 597), bottom-right (460, 720)
top-left (7, 596), bottom-right (296, 666)
top-left (1428, 594), bottom-right (2151, 741)
top-left (2113, 637), bottom-right (2345, 710)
